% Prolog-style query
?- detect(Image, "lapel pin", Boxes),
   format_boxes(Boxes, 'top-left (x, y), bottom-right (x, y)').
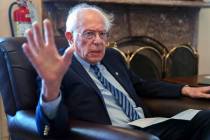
top-left (115, 72), bottom-right (119, 76)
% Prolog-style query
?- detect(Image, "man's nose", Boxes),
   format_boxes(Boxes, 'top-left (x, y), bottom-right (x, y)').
top-left (94, 33), bottom-right (103, 43)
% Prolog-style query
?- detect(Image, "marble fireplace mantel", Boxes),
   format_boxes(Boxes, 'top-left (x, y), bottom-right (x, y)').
top-left (43, 0), bottom-right (210, 50)
top-left (43, 0), bottom-right (210, 8)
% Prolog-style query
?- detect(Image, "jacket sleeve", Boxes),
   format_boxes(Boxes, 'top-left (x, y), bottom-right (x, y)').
top-left (36, 100), bottom-right (70, 138)
top-left (35, 76), bottom-right (70, 138)
top-left (129, 68), bottom-right (185, 98)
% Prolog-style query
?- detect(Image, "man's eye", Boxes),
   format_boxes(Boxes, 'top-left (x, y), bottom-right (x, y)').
top-left (100, 32), bottom-right (108, 39)
top-left (84, 31), bottom-right (94, 37)
top-left (100, 32), bottom-right (107, 37)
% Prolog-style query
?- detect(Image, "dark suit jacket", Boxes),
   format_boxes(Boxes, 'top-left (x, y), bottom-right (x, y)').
top-left (36, 48), bottom-right (183, 137)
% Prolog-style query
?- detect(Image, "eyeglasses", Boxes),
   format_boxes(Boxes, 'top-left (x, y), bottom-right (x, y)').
top-left (78, 30), bottom-right (109, 41)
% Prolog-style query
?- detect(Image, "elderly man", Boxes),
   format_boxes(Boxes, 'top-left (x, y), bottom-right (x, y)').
top-left (23, 3), bottom-right (210, 140)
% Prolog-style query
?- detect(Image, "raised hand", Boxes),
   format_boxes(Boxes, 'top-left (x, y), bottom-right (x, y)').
top-left (22, 19), bottom-right (75, 101)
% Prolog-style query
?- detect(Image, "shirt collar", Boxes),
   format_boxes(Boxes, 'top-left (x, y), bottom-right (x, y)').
top-left (74, 52), bottom-right (100, 71)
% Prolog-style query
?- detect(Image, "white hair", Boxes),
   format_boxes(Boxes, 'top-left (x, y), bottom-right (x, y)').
top-left (66, 3), bottom-right (114, 33)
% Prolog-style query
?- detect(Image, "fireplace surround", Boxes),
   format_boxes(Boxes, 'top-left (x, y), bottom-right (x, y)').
top-left (42, 0), bottom-right (210, 78)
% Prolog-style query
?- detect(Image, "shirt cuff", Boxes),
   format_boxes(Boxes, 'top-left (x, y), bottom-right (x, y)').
top-left (39, 92), bottom-right (62, 119)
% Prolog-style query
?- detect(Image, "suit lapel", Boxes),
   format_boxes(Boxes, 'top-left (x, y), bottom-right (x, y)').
top-left (70, 56), bottom-right (111, 119)
top-left (102, 58), bottom-right (131, 95)
top-left (71, 56), bottom-right (101, 93)
top-left (71, 54), bottom-right (134, 100)
top-left (102, 49), bottom-right (140, 102)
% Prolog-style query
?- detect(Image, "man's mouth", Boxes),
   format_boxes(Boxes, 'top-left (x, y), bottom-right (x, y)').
top-left (89, 51), bottom-right (102, 56)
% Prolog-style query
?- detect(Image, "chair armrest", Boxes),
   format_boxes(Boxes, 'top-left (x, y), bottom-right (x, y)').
top-left (69, 119), bottom-right (159, 140)
top-left (142, 97), bottom-right (210, 117)
top-left (7, 110), bottom-right (159, 140)
top-left (7, 110), bottom-right (47, 140)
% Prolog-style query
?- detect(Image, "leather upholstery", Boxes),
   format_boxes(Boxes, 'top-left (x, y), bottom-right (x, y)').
top-left (0, 37), bottom-right (38, 116)
top-left (0, 37), bottom-right (209, 140)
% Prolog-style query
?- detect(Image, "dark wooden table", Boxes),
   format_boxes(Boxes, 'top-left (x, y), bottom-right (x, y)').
top-left (163, 74), bottom-right (210, 86)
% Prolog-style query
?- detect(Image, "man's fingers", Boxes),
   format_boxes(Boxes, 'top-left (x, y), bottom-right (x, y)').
top-left (44, 19), bottom-right (55, 46)
top-left (32, 22), bottom-right (45, 49)
top-left (25, 29), bottom-right (39, 53)
top-left (63, 46), bottom-right (75, 65)
top-left (22, 43), bottom-right (38, 65)
top-left (203, 86), bottom-right (210, 92)
top-left (200, 92), bottom-right (210, 99)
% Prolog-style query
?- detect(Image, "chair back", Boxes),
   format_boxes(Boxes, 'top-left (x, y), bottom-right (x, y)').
top-left (0, 37), bottom-right (68, 116)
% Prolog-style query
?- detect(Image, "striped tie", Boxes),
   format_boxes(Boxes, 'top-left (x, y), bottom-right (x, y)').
top-left (90, 65), bottom-right (141, 121)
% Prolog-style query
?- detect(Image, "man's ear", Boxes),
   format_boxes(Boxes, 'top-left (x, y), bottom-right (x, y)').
top-left (65, 32), bottom-right (73, 44)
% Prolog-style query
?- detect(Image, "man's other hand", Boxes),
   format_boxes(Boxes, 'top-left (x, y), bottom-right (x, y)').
top-left (181, 86), bottom-right (210, 99)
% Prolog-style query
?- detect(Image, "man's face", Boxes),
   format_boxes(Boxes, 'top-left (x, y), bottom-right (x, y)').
top-left (73, 10), bottom-right (108, 64)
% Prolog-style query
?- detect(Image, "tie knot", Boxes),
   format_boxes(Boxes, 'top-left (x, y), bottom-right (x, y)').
top-left (90, 64), bottom-right (100, 73)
